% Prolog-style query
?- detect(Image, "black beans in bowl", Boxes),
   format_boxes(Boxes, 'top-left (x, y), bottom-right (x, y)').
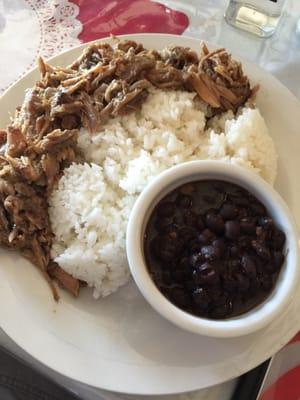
top-left (144, 180), bottom-right (286, 320)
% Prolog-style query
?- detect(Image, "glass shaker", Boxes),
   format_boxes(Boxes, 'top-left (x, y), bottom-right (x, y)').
top-left (225, 0), bottom-right (287, 38)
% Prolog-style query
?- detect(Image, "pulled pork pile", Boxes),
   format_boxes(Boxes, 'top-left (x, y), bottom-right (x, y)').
top-left (186, 43), bottom-right (256, 113)
top-left (0, 39), bottom-right (256, 299)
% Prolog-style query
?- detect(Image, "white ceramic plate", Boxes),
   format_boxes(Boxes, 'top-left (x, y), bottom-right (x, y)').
top-left (0, 34), bottom-right (299, 396)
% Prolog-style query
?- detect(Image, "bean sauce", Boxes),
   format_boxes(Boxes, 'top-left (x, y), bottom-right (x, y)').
top-left (144, 180), bottom-right (286, 319)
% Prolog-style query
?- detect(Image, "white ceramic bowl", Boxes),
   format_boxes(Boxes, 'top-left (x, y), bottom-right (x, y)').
top-left (126, 161), bottom-right (300, 338)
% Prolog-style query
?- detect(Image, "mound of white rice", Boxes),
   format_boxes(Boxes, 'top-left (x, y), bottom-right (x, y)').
top-left (49, 89), bottom-right (277, 298)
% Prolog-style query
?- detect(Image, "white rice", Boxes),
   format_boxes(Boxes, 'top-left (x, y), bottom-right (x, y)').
top-left (49, 89), bottom-right (277, 298)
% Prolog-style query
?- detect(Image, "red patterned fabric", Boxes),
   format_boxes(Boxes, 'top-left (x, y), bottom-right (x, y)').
top-left (71, 0), bottom-right (189, 42)
top-left (288, 332), bottom-right (300, 346)
top-left (260, 365), bottom-right (300, 400)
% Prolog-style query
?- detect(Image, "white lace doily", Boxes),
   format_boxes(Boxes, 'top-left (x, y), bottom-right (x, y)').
top-left (0, 0), bottom-right (82, 94)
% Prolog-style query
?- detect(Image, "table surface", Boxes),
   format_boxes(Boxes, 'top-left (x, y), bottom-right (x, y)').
top-left (0, 0), bottom-right (299, 399)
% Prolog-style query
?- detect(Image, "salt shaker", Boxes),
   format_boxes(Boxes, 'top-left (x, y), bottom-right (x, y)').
top-left (225, 0), bottom-right (287, 38)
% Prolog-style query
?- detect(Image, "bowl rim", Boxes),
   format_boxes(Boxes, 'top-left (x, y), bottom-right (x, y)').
top-left (126, 160), bottom-right (300, 337)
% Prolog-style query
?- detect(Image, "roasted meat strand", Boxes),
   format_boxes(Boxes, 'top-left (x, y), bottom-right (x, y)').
top-left (161, 45), bottom-right (199, 69)
top-left (186, 43), bottom-right (256, 112)
top-left (0, 39), bottom-right (257, 300)
top-left (48, 262), bottom-right (80, 298)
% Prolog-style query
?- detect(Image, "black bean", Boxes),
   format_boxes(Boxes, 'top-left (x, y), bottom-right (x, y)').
top-left (189, 252), bottom-right (202, 268)
top-left (156, 201), bottom-right (175, 218)
top-left (213, 182), bottom-right (226, 193)
top-left (223, 276), bottom-right (237, 292)
top-left (196, 215), bottom-right (205, 231)
top-left (205, 212), bottom-right (225, 234)
top-left (273, 251), bottom-right (284, 269)
top-left (230, 258), bottom-right (241, 271)
top-left (177, 257), bottom-right (190, 270)
top-left (173, 269), bottom-right (185, 282)
top-left (251, 202), bottom-right (266, 216)
top-left (265, 229), bottom-right (274, 241)
top-left (198, 228), bottom-right (215, 244)
top-left (180, 183), bottom-right (195, 195)
top-left (220, 203), bottom-right (238, 220)
top-left (258, 217), bottom-right (274, 229)
top-left (172, 288), bottom-right (190, 307)
top-left (184, 279), bottom-right (195, 292)
top-left (201, 244), bottom-right (222, 261)
top-left (265, 263), bottom-right (277, 273)
top-left (162, 270), bottom-right (172, 285)
top-left (231, 195), bottom-right (249, 207)
top-left (273, 229), bottom-right (286, 250)
top-left (193, 262), bottom-right (219, 285)
top-left (235, 273), bottom-right (250, 292)
top-left (254, 257), bottom-right (264, 274)
top-left (211, 301), bottom-right (232, 318)
top-left (211, 292), bottom-right (228, 305)
top-left (229, 245), bottom-right (240, 257)
top-left (260, 276), bottom-right (273, 291)
top-left (184, 211), bottom-right (198, 227)
top-left (225, 220), bottom-right (240, 239)
top-left (256, 226), bottom-right (263, 236)
top-left (176, 194), bottom-right (192, 208)
top-left (241, 255), bottom-right (256, 278)
top-left (173, 214), bottom-right (184, 226)
top-left (189, 240), bottom-right (202, 253)
top-left (158, 248), bottom-right (176, 262)
top-left (178, 226), bottom-right (196, 244)
top-left (255, 226), bottom-right (267, 242)
top-left (240, 220), bottom-right (256, 235)
top-left (155, 217), bottom-right (173, 232)
top-left (167, 228), bottom-right (178, 240)
top-left (252, 240), bottom-right (271, 261)
top-left (152, 235), bottom-right (177, 262)
top-left (151, 268), bottom-right (163, 284)
top-left (212, 238), bottom-right (226, 256)
top-left (239, 208), bottom-right (249, 218)
top-left (238, 236), bottom-right (251, 250)
top-left (150, 236), bottom-right (160, 255)
top-left (249, 278), bottom-right (260, 294)
top-left (202, 194), bottom-right (216, 203)
top-left (192, 287), bottom-right (210, 308)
